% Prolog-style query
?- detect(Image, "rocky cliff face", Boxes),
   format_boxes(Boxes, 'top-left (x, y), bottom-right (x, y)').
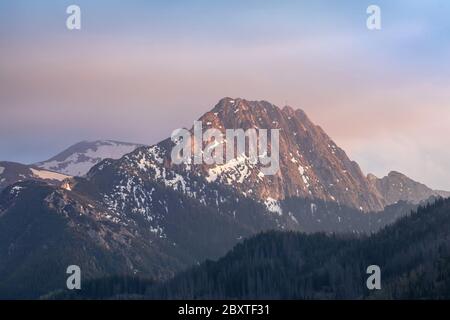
top-left (84, 98), bottom-right (386, 213)
top-left (84, 97), bottom-right (450, 215)
top-left (195, 98), bottom-right (385, 212)
top-left (368, 171), bottom-right (450, 205)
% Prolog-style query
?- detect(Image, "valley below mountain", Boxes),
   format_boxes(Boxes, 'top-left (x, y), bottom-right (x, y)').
top-left (46, 198), bottom-right (450, 300)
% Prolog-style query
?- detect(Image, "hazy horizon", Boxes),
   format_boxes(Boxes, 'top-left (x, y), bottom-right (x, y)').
top-left (1, 0), bottom-right (450, 190)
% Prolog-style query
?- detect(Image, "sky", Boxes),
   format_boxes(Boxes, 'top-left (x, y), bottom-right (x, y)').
top-left (1, 0), bottom-right (450, 190)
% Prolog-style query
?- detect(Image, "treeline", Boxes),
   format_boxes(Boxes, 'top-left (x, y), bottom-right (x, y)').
top-left (44, 276), bottom-right (155, 300)
top-left (50, 198), bottom-right (450, 299)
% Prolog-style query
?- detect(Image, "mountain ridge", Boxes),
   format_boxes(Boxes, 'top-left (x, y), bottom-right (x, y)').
top-left (368, 170), bottom-right (450, 205)
top-left (0, 97), bottom-right (447, 298)
top-left (35, 140), bottom-right (143, 176)
top-left (0, 140), bottom-right (143, 192)
top-left (0, 161), bottom-right (70, 192)
top-left (196, 97), bottom-right (385, 212)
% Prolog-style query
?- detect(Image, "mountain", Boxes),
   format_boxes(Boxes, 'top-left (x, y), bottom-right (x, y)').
top-left (196, 98), bottom-right (385, 212)
top-left (50, 198), bottom-right (450, 300)
top-left (0, 180), bottom-right (195, 298)
top-left (0, 161), bottom-right (69, 192)
top-left (368, 171), bottom-right (450, 206)
top-left (0, 176), bottom-right (284, 299)
top-left (0, 140), bottom-right (142, 192)
top-left (78, 97), bottom-right (444, 219)
top-left (143, 198), bottom-right (450, 299)
top-left (75, 97), bottom-right (433, 237)
top-left (35, 140), bottom-right (143, 176)
top-left (0, 97), bottom-right (446, 298)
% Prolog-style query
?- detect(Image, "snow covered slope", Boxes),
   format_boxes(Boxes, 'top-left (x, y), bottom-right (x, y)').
top-left (0, 161), bottom-right (70, 191)
top-left (35, 140), bottom-right (143, 176)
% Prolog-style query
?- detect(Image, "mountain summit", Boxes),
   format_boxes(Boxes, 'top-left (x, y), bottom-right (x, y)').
top-left (81, 97), bottom-right (445, 216)
top-left (197, 97), bottom-right (385, 212)
top-left (368, 171), bottom-right (450, 205)
top-left (195, 98), bottom-right (447, 211)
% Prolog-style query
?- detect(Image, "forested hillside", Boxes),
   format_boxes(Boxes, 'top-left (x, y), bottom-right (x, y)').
top-left (50, 198), bottom-right (450, 299)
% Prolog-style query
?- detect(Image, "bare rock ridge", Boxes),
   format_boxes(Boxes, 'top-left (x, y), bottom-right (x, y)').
top-left (35, 140), bottom-right (143, 176)
top-left (368, 171), bottom-right (450, 206)
top-left (84, 97), bottom-right (446, 213)
top-left (194, 97), bottom-right (386, 212)
top-left (198, 98), bottom-right (448, 210)
top-left (0, 140), bottom-right (143, 192)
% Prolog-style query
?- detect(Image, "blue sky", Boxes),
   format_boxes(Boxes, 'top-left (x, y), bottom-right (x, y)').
top-left (1, 1), bottom-right (450, 189)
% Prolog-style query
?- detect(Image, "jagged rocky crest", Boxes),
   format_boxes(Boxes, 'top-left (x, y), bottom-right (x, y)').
top-left (368, 171), bottom-right (450, 206)
top-left (84, 98), bottom-right (409, 213)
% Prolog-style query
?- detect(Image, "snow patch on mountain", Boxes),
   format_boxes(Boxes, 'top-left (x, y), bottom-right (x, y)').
top-left (9, 185), bottom-right (25, 198)
top-left (30, 168), bottom-right (70, 181)
top-left (36, 140), bottom-right (143, 176)
top-left (264, 197), bottom-right (283, 216)
top-left (206, 155), bottom-right (253, 184)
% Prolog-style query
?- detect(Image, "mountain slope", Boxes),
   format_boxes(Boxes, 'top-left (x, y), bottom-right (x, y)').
top-left (0, 161), bottom-right (69, 192)
top-left (0, 97), bottom-right (445, 298)
top-left (75, 97), bottom-right (389, 240)
top-left (144, 198), bottom-right (450, 299)
top-left (368, 171), bottom-right (450, 205)
top-left (0, 180), bottom-right (229, 298)
top-left (35, 140), bottom-right (143, 176)
top-left (0, 140), bottom-right (142, 192)
top-left (84, 98), bottom-right (445, 215)
top-left (76, 97), bottom-right (423, 238)
top-left (196, 98), bottom-right (386, 212)
top-left (0, 175), bottom-right (286, 298)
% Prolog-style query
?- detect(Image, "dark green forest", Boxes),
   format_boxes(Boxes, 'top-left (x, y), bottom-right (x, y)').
top-left (49, 198), bottom-right (450, 299)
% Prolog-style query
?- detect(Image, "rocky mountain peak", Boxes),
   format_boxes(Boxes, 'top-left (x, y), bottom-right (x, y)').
top-left (368, 170), bottom-right (450, 205)
top-left (86, 98), bottom-right (387, 212)
top-left (196, 98), bottom-right (385, 211)
top-left (82, 97), bottom-right (448, 215)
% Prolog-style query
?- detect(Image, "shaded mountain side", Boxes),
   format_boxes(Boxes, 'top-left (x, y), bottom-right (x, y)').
top-left (139, 198), bottom-right (450, 299)
top-left (368, 171), bottom-right (450, 206)
top-left (0, 177), bottom-right (420, 299)
top-left (48, 198), bottom-right (450, 300)
top-left (0, 181), bottom-right (194, 299)
top-left (0, 176), bottom-right (284, 299)
top-left (281, 197), bottom-right (418, 234)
